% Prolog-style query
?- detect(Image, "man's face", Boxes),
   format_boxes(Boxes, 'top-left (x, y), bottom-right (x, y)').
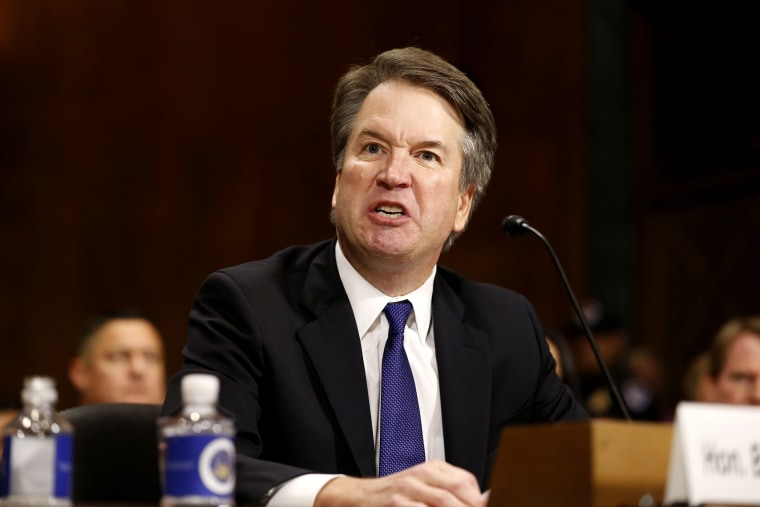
top-left (707, 332), bottom-right (760, 405)
top-left (71, 319), bottom-right (166, 405)
top-left (332, 81), bottom-right (474, 275)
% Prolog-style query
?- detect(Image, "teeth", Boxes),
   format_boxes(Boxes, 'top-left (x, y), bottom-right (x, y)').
top-left (376, 205), bottom-right (404, 215)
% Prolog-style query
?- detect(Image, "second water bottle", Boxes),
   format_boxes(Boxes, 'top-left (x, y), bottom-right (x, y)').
top-left (158, 373), bottom-right (236, 507)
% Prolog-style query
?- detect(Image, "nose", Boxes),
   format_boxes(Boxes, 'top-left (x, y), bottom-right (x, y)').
top-left (128, 355), bottom-right (149, 376)
top-left (378, 150), bottom-right (411, 188)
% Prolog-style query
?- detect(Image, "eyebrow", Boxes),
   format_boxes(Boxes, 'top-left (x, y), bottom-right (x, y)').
top-left (356, 129), bottom-right (450, 154)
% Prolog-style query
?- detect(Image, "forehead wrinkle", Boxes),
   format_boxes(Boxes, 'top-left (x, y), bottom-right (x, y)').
top-left (355, 127), bottom-right (385, 142)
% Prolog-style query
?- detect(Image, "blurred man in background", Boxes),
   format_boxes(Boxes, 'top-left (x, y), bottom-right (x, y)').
top-left (700, 316), bottom-right (760, 405)
top-left (563, 299), bottom-right (665, 420)
top-left (68, 308), bottom-right (166, 405)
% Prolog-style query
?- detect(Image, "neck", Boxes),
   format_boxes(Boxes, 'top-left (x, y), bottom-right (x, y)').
top-left (339, 243), bottom-right (435, 297)
top-left (365, 267), bottom-right (428, 297)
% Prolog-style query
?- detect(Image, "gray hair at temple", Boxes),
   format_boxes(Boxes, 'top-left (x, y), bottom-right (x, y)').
top-left (330, 47), bottom-right (498, 250)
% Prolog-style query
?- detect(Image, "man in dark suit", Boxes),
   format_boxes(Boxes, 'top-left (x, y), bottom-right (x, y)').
top-left (162, 47), bottom-right (587, 506)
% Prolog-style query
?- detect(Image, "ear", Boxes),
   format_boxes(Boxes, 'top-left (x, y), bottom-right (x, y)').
top-left (331, 173), bottom-right (341, 209)
top-left (68, 357), bottom-right (89, 392)
top-left (699, 375), bottom-right (717, 402)
top-left (453, 184), bottom-right (476, 232)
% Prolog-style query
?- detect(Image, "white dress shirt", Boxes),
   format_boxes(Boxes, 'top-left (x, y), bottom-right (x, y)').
top-left (267, 241), bottom-right (444, 506)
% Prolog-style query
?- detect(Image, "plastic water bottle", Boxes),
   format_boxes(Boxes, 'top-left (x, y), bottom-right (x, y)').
top-left (158, 373), bottom-right (235, 507)
top-left (0, 376), bottom-right (73, 506)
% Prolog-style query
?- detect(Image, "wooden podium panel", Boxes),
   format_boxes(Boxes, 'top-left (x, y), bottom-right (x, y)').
top-left (487, 420), bottom-right (673, 507)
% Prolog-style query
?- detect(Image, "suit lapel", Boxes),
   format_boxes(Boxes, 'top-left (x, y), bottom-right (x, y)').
top-left (295, 242), bottom-right (377, 476)
top-left (432, 276), bottom-right (491, 481)
top-left (291, 243), bottom-right (492, 480)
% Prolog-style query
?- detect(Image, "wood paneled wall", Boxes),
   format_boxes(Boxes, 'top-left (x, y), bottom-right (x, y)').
top-left (0, 0), bottom-right (589, 408)
top-left (631, 2), bottom-right (760, 411)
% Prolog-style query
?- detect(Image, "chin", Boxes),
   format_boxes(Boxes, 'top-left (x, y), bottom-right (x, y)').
top-left (366, 232), bottom-right (415, 255)
top-left (120, 393), bottom-right (155, 404)
top-left (366, 245), bottom-right (411, 261)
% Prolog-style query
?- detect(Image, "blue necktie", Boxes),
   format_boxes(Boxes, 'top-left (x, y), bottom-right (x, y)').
top-left (379, 300), bottom-right (425, 476)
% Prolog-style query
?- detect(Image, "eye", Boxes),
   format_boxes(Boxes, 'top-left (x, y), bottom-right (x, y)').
top-left (730, 372), bottom-right (753, 384)
top-left (365, 143), bottom-right (381, 154)
top-left (144, 351), bottom-right (162, 364)
top-left (419, 150), bottom-right (439, 162)
top-left (106, 350), bottom-right (130, 363)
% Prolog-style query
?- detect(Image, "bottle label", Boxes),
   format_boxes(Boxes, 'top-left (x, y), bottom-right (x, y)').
top-left (0, 434), bottom-right (73, 499)
top-left (164, 435), bottom-right (235, 498)
top-left (1, 435), bottom-right (9, 496)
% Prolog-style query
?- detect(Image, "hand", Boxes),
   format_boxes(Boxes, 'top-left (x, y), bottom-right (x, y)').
top-left (314, 459), bottom-right (486, 507)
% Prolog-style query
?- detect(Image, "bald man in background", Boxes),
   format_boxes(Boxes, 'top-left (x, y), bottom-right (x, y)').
top-left (68, 308), bottom-right (166, 405)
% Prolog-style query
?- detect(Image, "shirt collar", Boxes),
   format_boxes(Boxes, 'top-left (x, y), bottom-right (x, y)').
top-left (335, 240), bottom-right (435, 342)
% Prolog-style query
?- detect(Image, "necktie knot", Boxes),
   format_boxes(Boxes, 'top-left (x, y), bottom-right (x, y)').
top-left (383, 300), bottom-right (413, 338)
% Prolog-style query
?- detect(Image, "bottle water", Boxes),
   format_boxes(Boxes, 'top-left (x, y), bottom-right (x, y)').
top-left (0, 376), bottom-right (73, 506)
top-left (158, 373), bottom-right (235, 507)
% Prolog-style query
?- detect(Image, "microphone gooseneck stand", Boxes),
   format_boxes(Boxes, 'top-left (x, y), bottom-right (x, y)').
top-left (502, 214), bottom-right (632, 422)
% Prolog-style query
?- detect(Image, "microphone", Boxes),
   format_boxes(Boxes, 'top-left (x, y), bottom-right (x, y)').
top-left (501, 214), bottom-right (632, 421)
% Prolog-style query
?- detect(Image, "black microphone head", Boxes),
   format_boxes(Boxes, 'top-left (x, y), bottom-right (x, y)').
top-left (501, 215), bottom-right (529, 236)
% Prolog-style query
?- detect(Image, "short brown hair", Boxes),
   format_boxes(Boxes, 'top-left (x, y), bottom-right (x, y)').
top-left (77, 308), bottom-right (159, 357)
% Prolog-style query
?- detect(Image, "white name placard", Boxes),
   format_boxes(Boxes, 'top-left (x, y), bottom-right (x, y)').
top-left (664, 402), bottom-right (760, 506)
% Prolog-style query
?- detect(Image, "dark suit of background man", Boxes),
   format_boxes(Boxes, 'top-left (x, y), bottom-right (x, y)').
top-left (162, 47), bottom-right (588, 507)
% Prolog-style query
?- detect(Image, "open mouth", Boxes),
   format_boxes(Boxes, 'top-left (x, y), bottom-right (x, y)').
top-left (375, 204), bottom-right (405, 217)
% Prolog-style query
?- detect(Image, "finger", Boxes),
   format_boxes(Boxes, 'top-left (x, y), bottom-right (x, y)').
top-left (395, 461), bottom-right (485, 507)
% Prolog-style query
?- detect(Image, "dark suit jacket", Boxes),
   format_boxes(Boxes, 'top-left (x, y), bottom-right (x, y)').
top-left (162, 238), bottom-right (587, 503)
